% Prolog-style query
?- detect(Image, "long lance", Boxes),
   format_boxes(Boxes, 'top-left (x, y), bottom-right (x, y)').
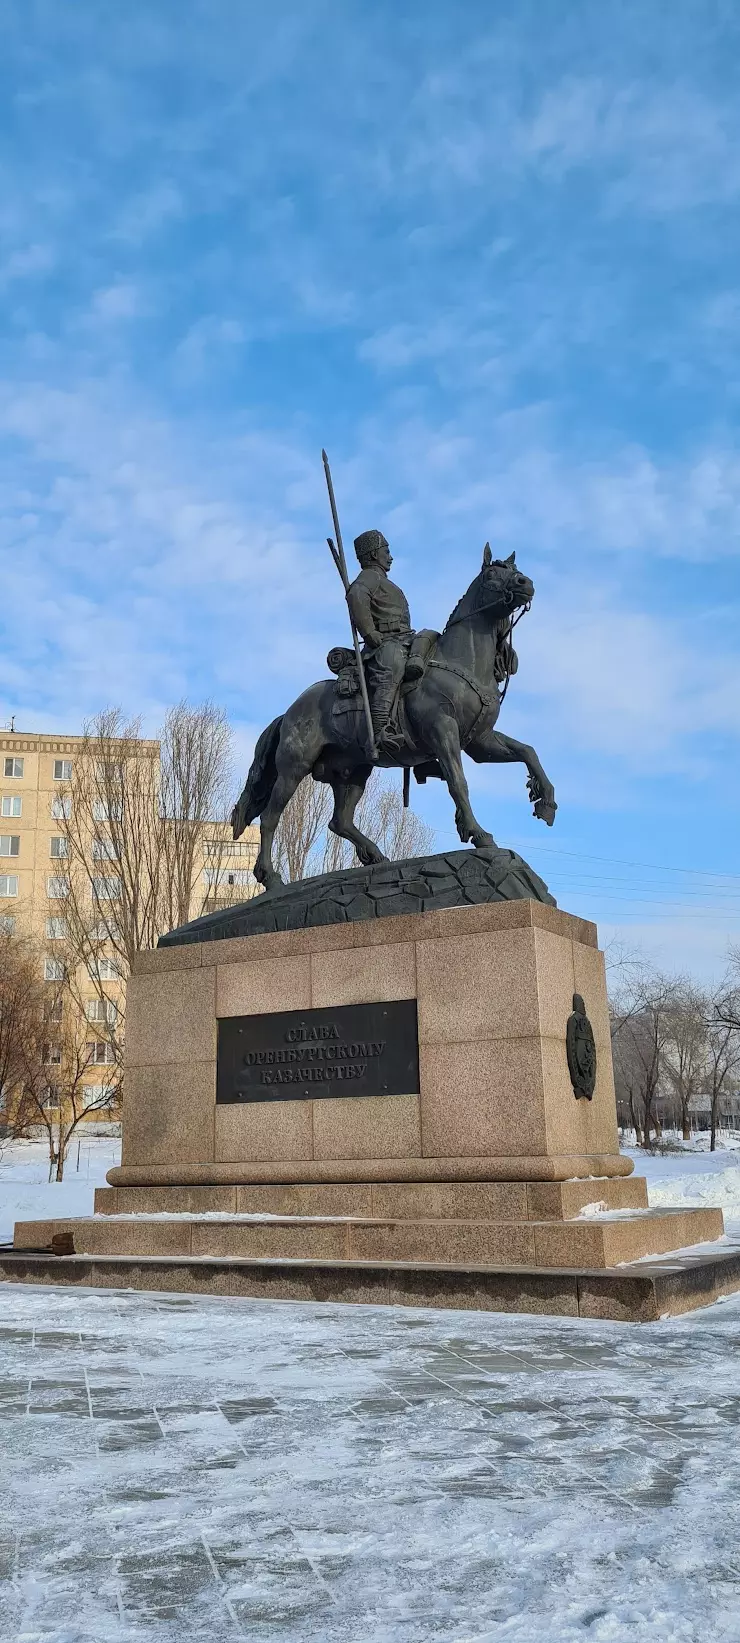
top-left (321, 449), bottom-right (378, 761)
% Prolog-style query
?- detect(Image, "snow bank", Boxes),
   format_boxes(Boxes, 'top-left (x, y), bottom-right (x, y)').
top-left (647, 1167), bottom-right (740, 1216)
top-left (4, 1134), bottom-right (740, 1246)
top-left (0, 1136), bottom-right (120, 1242)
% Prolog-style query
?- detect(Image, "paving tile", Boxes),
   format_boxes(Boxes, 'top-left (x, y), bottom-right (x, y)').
top-left (97, 1417), bottom-right (164, 1451)
top-left (3, 1279), bottom-right (740, 1642)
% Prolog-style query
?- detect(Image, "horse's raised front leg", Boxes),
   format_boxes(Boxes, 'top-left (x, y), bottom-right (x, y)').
top-left (328, 765), bottom-right (387, 867)
top-left (466, 729), bottom-right (557, 826)
top-left (426, 714), bottom-right (494, 849)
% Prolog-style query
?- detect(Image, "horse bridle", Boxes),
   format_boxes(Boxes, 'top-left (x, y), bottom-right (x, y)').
top-left (497, 599), bottom-right (531, 704)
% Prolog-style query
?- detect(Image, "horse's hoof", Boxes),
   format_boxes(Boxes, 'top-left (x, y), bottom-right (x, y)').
top-left (357, 847), bottom-right (388, 867)
top-left (534, 799), bottom-right (557, 827)
top-left (471, 829), bottom-right (494, 850)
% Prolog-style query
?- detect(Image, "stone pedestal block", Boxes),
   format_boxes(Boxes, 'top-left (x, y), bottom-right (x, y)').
top-left (109, 899), bottom-right (627, 1188)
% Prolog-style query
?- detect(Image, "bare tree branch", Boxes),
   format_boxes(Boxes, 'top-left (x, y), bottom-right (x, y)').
top-left (275, 771), bottom-right (435, 880)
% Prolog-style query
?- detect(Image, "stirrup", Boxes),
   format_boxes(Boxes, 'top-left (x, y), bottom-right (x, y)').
top-left (376, 724), bottom-right (405, 757)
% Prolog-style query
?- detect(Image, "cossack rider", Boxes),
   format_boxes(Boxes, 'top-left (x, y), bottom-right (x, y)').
top-left (346, 529), bottom-right (423, 755)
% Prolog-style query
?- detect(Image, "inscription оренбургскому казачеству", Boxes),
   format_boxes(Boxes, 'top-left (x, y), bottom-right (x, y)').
top-left (216, 998), bottom-right (420, 1104)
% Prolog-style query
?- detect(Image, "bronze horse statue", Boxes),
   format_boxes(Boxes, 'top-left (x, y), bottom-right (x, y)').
top-left (232, 547), bottom-right (557, 890)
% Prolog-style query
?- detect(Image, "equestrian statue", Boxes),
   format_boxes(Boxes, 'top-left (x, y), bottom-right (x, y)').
top-left (232, 453), bottom-right (557, 891)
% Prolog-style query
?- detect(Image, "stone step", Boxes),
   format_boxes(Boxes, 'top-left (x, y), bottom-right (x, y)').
top-left (93, 1175), bottom-right (649, 1223)
top-left (2, 1242), bottom-right (740, 1323)
top-left (14, 1205), bottom-right (723, 1270)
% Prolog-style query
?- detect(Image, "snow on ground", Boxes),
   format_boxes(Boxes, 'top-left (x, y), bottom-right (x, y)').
top-left (625, 1144), bottom-right (740, 1233)
top-left (0, 1136), bottom-right (120, 1244)
top-left (2, 1282), bottom-right (740, 1642)
top-left (3, 1139), bottom-right (740, 1638)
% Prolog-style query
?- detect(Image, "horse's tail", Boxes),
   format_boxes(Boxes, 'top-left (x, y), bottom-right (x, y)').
top-left (231, 714), bottom-right (284, 837)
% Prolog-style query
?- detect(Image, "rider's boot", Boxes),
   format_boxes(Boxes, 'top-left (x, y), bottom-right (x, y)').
top-left (375, 721), bottom-right (405, 757)
top-left (370, 684), bottom-right (403, 759)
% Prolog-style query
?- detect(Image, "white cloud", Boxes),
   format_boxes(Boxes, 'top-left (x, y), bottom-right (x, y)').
top-left (90, 282), bottom-right (143, 321)
top-left (512, 592), bottom-right (740, 774)
top-left (0, 243), bottom-right (55, 284)
top-left (403, 69), bottom-right (740, 215)
top-left (173, 315), bottom-right (247, 381)
top-left (112, 182), bottom-right (184, 244)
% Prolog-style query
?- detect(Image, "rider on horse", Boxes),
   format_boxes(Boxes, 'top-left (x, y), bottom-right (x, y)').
top-left (346, 529), bottom-right (423, 755)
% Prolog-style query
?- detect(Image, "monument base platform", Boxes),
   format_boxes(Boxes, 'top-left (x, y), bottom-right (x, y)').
top-left (10, 1176), bottom-right (735, 1321)
top-left (3, 1239), bottom-right (739, 1324)
top-left (17, 898), bottom-right (729, 1321)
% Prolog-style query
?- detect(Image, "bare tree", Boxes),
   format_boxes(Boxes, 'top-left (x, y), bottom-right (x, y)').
top-left (611, 1017), bottom-right (649, 1145)
top-left (0, 928), bottom-right (120, 1180)
top-left (0, 929), bottom-right (43, 1144)
top-left (275, 771), bottom-right (435, 881)
top-left (345, 775), bottom-right (435, 865)
top-left (23, 986), bottom-right (121, 1181)
top-left (662, 983), bottom-right (709, 1141)
top-left (705, 1020), bottom-right (740, 1153)
top-left (705, 975), bottom-right (740, 1151)
top-left (610, 969), bottom-right (678, 1146)
top-left (714, 951), bottom-right (740, 1032)
top-left (273, 780), bottom-right (333, 882)
top-left (58, 702), bottom-right (235, 982)
top-left (159, 703), bottom-right (235, 929)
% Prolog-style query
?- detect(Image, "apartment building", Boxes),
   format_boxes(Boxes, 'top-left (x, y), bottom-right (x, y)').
top-left (0, 727), bottom-right (259, 1121)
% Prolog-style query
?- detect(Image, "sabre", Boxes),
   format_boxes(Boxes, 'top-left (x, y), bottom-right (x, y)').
top-left (321, 449), bottom-right (378, 761)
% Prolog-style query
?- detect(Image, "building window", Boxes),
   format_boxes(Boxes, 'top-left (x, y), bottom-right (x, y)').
top-left (51, 796), bottom-right (71, 820)
top-left (49, 836), bottom-right (68, 858)
top-left (204, 839), bottom-right (254, 859)
top-left (43, 1043), bottom-right (62, 1065)
top-left (53, 759), bottom-right (72, 780)
top-left (87, 1040), bottom-right (116, 1065)
top-left (88, 919), bottom-right (120, 941)
top-left (92, 837), bottom-right (119, 861)
top-left (91, 875), bottom-right (121, 900)
top-left (92, 799), bottom-right (122, 822)
top-left (85, 999), bottom-right (118, 1025)
top-left (1, 796), bottom-right (21, 818)
top-left (46, 916), bottom-right (68, 939)
top-left (0, 876), bottom-right (18, 898)
top-left (84, 1082), bottom-right (117, 1105)
top-left (89, 956), bottom-right (121, 981)
top-left (44, 998), bottom-right (63, 1023)
top-left (44, 958), bottom-right (65, 981)
top-left (0, 836), bottom-right (20, 857)
top-left (204, 866), bottom-right (254, 888)
top-left (3, 757), bottom-right (23, 778)
top-left (47, 875), bottom-right (69, 899)
top-left (0, 914), bottom-right (16, 933)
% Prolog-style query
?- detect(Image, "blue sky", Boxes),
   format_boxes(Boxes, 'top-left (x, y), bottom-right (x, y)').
top-left (1, 0), bottom-right (739, 976)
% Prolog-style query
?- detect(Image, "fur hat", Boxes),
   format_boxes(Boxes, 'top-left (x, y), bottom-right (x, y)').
top-left (353, 529), bottom-right (389, 566)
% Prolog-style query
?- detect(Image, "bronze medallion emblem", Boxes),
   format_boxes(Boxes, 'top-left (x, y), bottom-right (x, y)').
top-left (566, 993), bottom-right (597, 1100)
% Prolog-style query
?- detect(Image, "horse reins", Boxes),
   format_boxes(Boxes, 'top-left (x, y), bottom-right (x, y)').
top-left (497, 600), bottom-right (531, 705)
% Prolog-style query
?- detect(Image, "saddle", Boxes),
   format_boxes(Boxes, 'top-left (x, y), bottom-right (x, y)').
top-left (327, 629), bottom-right (440, 750)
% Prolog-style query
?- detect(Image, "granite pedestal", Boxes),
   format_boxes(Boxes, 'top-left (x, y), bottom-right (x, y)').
top-left (110, 899), bottom-right (629, 1188)
top-left (11, 898), bottom-right (736, 1321)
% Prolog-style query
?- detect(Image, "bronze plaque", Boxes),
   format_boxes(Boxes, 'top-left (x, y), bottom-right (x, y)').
top-left (217, 999), bottom-right (419, 1104)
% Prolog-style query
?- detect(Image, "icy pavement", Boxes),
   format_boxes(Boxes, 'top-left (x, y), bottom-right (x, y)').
top-left (2, 1284), bottom-right (740, 1642)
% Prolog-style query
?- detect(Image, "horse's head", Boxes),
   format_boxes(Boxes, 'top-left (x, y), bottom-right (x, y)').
top-left (445, 545), bottom-right (534, 630)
